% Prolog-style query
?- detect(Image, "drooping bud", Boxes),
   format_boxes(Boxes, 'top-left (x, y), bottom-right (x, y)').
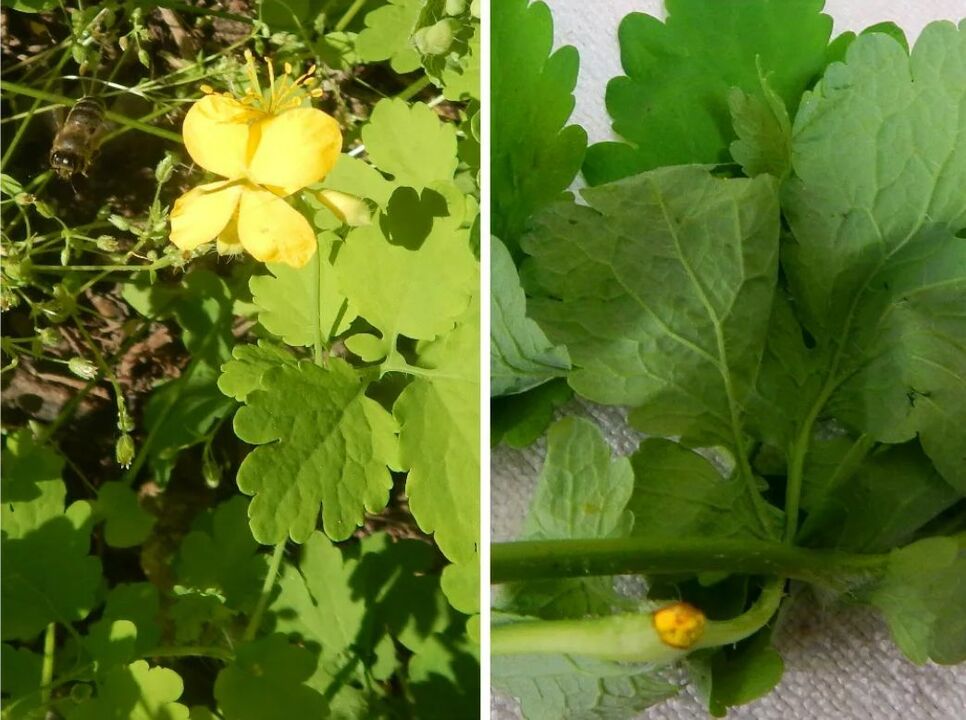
top-left (115, 433), bottom-right (135, 468)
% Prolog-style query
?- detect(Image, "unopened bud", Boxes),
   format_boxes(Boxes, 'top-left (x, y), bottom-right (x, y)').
top-left (155, 153), bottom-right (174, 184)
top-left (115, 433), bottom-right (135, 468)
top-left (108, 215), bottom-right (131, 231)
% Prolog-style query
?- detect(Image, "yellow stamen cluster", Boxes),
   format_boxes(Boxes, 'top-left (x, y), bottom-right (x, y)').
top-left (201, 50), bottom-right (324, 115)
top-left (652, 602), bottom-right (706, 649)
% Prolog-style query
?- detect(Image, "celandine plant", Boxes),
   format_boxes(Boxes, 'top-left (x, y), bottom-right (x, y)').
top-left (1, 1), bottom-right (480, 718)
top-left (490, 0), bottom-right (965, 717)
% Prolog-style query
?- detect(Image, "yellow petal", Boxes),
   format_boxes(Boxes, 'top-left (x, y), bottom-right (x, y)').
top-left (237, 185), bottom-right (317, 268)
top-left (247, 108), bottom-right (342, 193)
top-left (170, 181), bottom-right (243, 251)
top-left (182, 95), bottom-right (260, 179)
top-left (215, 215), bottom-right (244, 256)
top-left (317, 189), bottom-right (371, 227)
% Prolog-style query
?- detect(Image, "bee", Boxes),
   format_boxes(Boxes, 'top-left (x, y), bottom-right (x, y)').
top-left (49, 96), bottom-right (106, 179)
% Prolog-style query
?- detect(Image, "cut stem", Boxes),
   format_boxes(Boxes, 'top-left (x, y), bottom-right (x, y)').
top-left (491, 537), bottom-right (886, 587)
top-left (492, 579), bottom-right (784, 662)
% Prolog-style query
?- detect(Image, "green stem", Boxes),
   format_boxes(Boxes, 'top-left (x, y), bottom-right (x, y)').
top-left (490, 537), bottom-right (887, 588)
top-left (146, 645), bottom-right (234, 662)
top-left (334, 0), bottom-right (367, 31)
top-left (243, 542), bottom-right (286, 642)
top-left (314, 245), bottom-right (327, 364)
top-left (0, 81), bottom-right (183, 144)
top-left (395, 75), bottom-right (432, 101)
top-left (492, 579), bottom-right (784, 662)
top-left (31, 257), bottom-right (177, 273)
top-left (783, 378), bottom-right (837, 544)
top-left (40, 624), bottom-right (56, 706)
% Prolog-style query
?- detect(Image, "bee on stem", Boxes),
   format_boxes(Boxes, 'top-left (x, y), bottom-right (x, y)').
top-left (49, 96), bottom-right (106, 179)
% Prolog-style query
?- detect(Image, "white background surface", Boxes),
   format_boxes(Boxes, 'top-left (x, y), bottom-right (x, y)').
top-left (491, 1), bottom-right (966, 718)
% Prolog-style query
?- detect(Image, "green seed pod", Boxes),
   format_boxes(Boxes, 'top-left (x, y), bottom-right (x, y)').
top-left (115, 433), bottom-right (135, 468)
top-left (68, 357), bottom-right (98, 380)
top-left (38, 327), bottom-right (59, 346)
top-left (96, 235), bottom-right (120, 252)
top-left (137, 48), bottom-right (151, 69)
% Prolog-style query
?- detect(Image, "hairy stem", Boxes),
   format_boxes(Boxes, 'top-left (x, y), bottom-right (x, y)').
top-left (243, 542), bottom-right (286, 642)
top-left (491, 537), bottom-right (886, 587)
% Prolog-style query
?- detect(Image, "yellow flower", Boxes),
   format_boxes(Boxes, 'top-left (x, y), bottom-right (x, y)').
top-left (170, 53), bottom-right (342, 268)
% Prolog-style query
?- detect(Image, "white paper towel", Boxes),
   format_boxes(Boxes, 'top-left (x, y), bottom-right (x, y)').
top-left (491, 1), bottom-right (966, 717)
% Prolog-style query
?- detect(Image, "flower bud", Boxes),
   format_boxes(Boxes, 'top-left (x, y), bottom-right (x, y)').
top-left (155, 153), bottom-right (175, 184)
top-left (414, 19), bottom-right (459, 56)
top-left (115, 433), bottom-right (135, 468)
top-left (108, 215), bottom-right (131, 231)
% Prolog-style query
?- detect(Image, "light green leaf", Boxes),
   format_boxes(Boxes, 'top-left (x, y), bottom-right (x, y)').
top-left (175, 497), bottom-right (268, 612)
top-left (783, 22), bottom-right (966, 490)
top-left (396, 302), bottom-right (479, 568)
top-left (344, 333), bottom-right (388, 362)
top-left (1, 644), bottom-right (43, 716)
top-left (629, 439), bottom-right (781, 542)
top-left (94, 482), bottom-right (155, 548)
top-left (524, 166), bottom-right (779, 452)
top-left (214, 635), bottom-right (327, 720)
top-left (336, 201), bottom-right (475, 342)
top-left (83, 619), bottom-right (138, 671)
top-left (491, 379), bottom-right (573, 449)
top-left (320, 155), bottom-right (394, 207)
top-left (798, 442), bottom-right (960, 552)
top-left (865, 536), bottom-right (966, 665)
top-left (728, 76), bottom-right (792, 179)
top-left (269, 532), bottom-right (364, 655)
top-left (0, 429), bottom-right (66, 538)
top-left (217, 342), bottom-right (297, 402)
top-left (408, 635), bottom-right (480, 719)
top-left (362, 99), bottom-right (458, 190)
top-left (250, 232), bottom-right (356, 347)
top-left (492, 0), bottom-right (586, 249)
top-left (499, 417), bottom-right (634, 622)
top-left (234, 359), bottom-right (397, 543)
top-left (491, 236), bottom-right (569, 397)
top-left (1, 432), bottom-right (101, 642)
top-left (68, 661), bottom-right (189, 720)
top-left (492, 654), bottom-right (676, 720)
top-left (525, 417), bottom-right (633, 541)
top-left (705, 632), bottom-right (784, 716)
top-left (355, 0), bottom-right (422, 74)
top-left (584, 0), bottom-right (833, 185)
